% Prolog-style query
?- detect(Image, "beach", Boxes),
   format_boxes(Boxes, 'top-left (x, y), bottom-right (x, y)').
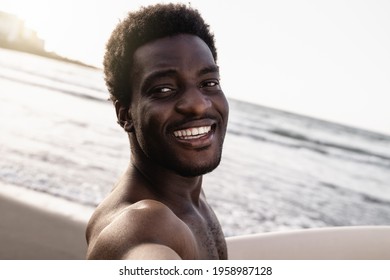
top-left (0, 183), bottom-right (91, 259)
top-left (1, 48), bottom-right (390, 259)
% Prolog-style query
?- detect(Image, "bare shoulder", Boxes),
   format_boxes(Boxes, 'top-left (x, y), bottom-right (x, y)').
top-left (86, 199), bottom-right (198, 259)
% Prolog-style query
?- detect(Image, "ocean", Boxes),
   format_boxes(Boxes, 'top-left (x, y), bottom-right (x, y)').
top-left (1, 48), bottom-right (390, 237)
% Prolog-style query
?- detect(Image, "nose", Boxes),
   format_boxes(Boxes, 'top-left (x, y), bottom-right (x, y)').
top-left (175, 86), bottom-right (212, 116)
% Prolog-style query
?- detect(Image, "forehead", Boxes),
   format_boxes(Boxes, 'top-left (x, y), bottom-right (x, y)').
top-left (132, 34), bottom-right (216, 77)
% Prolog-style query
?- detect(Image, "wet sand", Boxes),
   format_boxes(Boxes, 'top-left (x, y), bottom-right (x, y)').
top-left (0, 184), bottom-right (92, 260)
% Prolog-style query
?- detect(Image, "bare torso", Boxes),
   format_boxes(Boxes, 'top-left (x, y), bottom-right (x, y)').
top-left (86, 169), bottom-right (227, 259)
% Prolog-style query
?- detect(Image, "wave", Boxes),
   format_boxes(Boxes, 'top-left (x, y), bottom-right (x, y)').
top-left (0, 73), bottom-right (105, 103)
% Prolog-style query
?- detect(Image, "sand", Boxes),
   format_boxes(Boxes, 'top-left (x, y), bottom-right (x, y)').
top-left (0, 183), bottom-right (93, 260)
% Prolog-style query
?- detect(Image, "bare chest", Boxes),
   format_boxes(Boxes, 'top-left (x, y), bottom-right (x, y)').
top-left (183, 211), bottom-right (227, 260)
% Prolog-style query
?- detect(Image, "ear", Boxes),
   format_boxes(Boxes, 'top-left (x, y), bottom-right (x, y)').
top-left (114, 100), bottom-right (134, 132)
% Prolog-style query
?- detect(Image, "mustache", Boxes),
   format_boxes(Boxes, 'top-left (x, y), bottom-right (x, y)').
top-left (166, 113), bottom-right (219, 131)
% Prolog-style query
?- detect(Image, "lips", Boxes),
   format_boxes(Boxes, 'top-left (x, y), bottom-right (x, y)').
top-left (170, 120), bottom-right (217, 148)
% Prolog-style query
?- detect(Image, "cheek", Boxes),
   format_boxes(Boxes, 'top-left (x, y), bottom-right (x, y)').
top-left (216, 94), bottom-right (229, 122)
top-left (134, 103), bottom-right (169, 138)
top-left (223, 98), bottom-right (230, 118)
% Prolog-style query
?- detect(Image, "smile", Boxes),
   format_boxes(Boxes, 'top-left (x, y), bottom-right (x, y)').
top-left (173, 126), bottom-right (212, 140)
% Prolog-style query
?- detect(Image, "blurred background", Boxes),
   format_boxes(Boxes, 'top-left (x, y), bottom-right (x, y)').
top-left (1, 0), bottom-right (389, 242)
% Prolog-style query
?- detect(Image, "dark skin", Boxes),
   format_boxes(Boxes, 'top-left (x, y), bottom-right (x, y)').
top-left (86, 34), bottom-right (229, 259)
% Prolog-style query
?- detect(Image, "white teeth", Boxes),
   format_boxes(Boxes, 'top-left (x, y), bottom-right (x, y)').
top-left (174, 126), bottom-right (211, 138)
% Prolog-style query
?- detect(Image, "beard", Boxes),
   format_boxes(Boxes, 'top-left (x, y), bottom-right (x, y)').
top-left (160, 147), bottom-right (223, 177)
top-left (140, 138), bottom-right (225, 178)
top-left (131, 116), bottom-right (228, 178)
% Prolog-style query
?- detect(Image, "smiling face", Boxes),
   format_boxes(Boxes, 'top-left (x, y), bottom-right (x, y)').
top-left (128, 34), bottom-right (229, 177)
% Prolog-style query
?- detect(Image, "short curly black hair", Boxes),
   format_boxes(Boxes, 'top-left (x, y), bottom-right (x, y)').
top-left (103, 3), bottom-right (217, 105)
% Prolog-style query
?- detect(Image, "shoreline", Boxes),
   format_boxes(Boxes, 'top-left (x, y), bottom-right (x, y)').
top-left (0, 183), bottom-right (94, 260)
top-left (0, 46), bottom-right (99, 70)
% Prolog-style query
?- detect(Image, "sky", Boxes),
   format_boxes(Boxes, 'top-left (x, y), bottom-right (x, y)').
top-left (1, 0), bottom-right (390, 135)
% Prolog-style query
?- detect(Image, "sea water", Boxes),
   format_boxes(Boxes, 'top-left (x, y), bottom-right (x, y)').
top-left (1, 48), bottom-right (389, 236)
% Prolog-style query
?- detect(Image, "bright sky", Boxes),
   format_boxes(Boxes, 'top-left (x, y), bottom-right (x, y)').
top-left (1, 0), bottom-right (390, 135)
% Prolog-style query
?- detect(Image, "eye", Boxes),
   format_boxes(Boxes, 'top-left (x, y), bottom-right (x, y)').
top-left (148, 86), bottom-right (176, 98)
top-left (200, 79), bottom-right (221, 90)
top-left (157, 87), bottom-right (173, 93)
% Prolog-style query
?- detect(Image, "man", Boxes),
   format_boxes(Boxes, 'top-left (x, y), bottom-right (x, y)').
top-left (86, 3), bottom-right (229, 260)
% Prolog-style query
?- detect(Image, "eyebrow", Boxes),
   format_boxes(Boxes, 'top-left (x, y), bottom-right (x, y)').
top-left (197, 65), bottom-right (220, 76)
top-left (140, 65), bottom-right (220, 91)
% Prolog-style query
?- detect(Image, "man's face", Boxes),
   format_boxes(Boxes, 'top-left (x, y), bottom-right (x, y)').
top-left (129, 34), bottom-right (229, 177)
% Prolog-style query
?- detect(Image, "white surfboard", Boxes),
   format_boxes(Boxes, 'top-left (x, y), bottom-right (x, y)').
top-left (226, 226), bottom-right (390, 259)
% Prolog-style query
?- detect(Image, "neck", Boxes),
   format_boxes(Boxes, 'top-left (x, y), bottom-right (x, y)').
top-left (128, 149), bottom-right (204, 207)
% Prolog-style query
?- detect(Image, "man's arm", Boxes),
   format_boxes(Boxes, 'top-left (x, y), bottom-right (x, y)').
top-left (88, 233), bottom-right (182, 259)
top-left (86, 200), bottom-right (196, 260)
top-left (123, 243), bottom-right (181, 260)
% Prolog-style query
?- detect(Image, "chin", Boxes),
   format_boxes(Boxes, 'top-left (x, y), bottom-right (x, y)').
top-left (148, 141), bottom-right (225, 177)
top-left (172, 157), bottom-right (222, 178)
